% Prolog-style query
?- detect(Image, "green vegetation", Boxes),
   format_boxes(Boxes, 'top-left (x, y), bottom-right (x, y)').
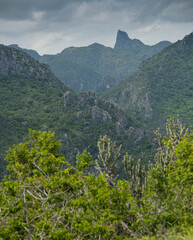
top-left (0, 44), bottom-right (153, 179)
top-left (0, 117), bottom-right (192, 239)
top-left (102, 32), bottom-right (193, 130)
top-left (2, 33), bottom-right (193, 239)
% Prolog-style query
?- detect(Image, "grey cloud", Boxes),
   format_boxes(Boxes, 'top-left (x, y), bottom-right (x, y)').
top-left (0, 0), bottom-right (193, 54)
top-left (1, 0), bottom-right (193, 23)
top-left (0, 0), bottom-right (77, 20)
top-left (135, 0), bottom-right (193, 23)
top-left (160, 0), bottom-right (193, 23)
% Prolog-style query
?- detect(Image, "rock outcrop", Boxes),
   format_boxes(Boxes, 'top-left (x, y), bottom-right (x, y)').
top-left (114, 30), bottom-right (145, 50)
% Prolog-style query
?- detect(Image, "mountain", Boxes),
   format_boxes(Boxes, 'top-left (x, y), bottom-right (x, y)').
top-left (0, 44), bottom-right (153, 178)
top-left (9, 44), bottom-right (41, 60)
top-left (39, 33), bottom-right (171, 93)
top-left (102, 32), bottom-right (193, 129)
top-left (95, 75), bottom-right (117, 93)
top-left (0, 43), bottom-right (68, 175)
top-left (114, 29), bottom-right (145, 50)
top-left (114, 30), bottom-right (171, 54)
top-left (9, 30), bottom-right (171, 93)
top-left (40, 52), bottom-right (102, 92)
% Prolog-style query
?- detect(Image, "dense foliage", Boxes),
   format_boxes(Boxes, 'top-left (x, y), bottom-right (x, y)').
top-left (0, 117), bottom-right (192, 239)
top-left (0, 130), bottom-right (137, 239)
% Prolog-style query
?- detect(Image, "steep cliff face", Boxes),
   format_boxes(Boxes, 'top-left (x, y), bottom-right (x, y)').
top-left (114, 30), bottom-right (145, 50)
top-left (0, 44), bottom-right (62, 87)
top-left (114, 30), bottom-right (171, 53)
top-left (177, 32), bottom-right (193, 50)
top-left (102, 31), bottom-right (193, 129)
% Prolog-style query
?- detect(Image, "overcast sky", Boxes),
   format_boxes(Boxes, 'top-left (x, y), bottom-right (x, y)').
top-left (0, 0), bottom-right (193, 55)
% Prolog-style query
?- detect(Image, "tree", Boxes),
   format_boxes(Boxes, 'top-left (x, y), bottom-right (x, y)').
top-left (0, 130), bottom-right (136, 239)
top-left (95, 136), bottom-right (145, 200)
top-left (95, 135), bottom-right (121, 185)
top-left (138, 117), bottom-right (193, 236)
top-left (1, 117), bottom-right (192, 239)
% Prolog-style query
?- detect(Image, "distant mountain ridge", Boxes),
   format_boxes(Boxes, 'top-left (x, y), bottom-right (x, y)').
top-left (102, 31), bottom-right (193, 129)
top-left (114, 30), bottom-right (171, 53)
top-left (8, 30), bottom-right (171, 93)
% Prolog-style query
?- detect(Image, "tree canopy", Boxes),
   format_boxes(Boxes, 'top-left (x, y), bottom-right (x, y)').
top-left (0, 117), bottom-right (193, 239)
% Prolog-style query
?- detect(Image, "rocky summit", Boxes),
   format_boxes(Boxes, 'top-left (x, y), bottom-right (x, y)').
top-left (114, 29), bottom-right (145, 50)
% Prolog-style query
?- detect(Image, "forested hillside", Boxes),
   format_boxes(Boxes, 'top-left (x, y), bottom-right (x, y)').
top-left (0, 44), bottom-right (153, 178)
top-left (102, 32), bottom-right (193, 129)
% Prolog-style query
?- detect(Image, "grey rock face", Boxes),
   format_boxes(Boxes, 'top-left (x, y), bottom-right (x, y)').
top-left (114, 30), bottom-right (144, 50)
top-left (0, 44), bottom-right (57, 81)
top-left (78, 91), bottom-right (96, 108)
top-left (9, 44), bottom-right (41, 60)
top-left (102, 111), bottom-right (112, 122)
top-left (115, 122), bottom-right (122, 135)
top-left (178, 32), bottom-right (193, 50)
top-left (91, 106), bottom-right (112, 122)
top-left (91, 105), bottom-right (103, 122)
top-left (64, 91), bottom-right (76, 107)
top-left (114, 82), bottom-right (153, 119)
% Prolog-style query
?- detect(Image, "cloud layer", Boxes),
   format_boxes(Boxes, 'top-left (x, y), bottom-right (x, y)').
top-left (0, 0), bottom-right (193, 54)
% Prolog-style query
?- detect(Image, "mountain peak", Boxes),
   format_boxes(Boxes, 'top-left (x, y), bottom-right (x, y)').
top-left (114, 30), bottom-right (130, 49)
top-left (117, 29), bottom-right (131, 41)
top-left (114, 30), bottom-right (144, 50)
top-left (178, 32), bottom-right (193, 50)
top-left (88, 43), bottom-right (105, 48)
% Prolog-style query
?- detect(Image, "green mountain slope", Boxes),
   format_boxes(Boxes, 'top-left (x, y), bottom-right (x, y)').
top-left (102, 32), bottom-right (193, 129)
top-left (40, 54), bottom-right (102, 92)
top-left (39, 30), bottom-right (171, 93)
top-left (0, 44), bottom-right (153, 178)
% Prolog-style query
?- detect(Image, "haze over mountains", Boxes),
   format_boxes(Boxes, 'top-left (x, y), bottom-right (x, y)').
top-left (9, 30), bottom-right (171, 93)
